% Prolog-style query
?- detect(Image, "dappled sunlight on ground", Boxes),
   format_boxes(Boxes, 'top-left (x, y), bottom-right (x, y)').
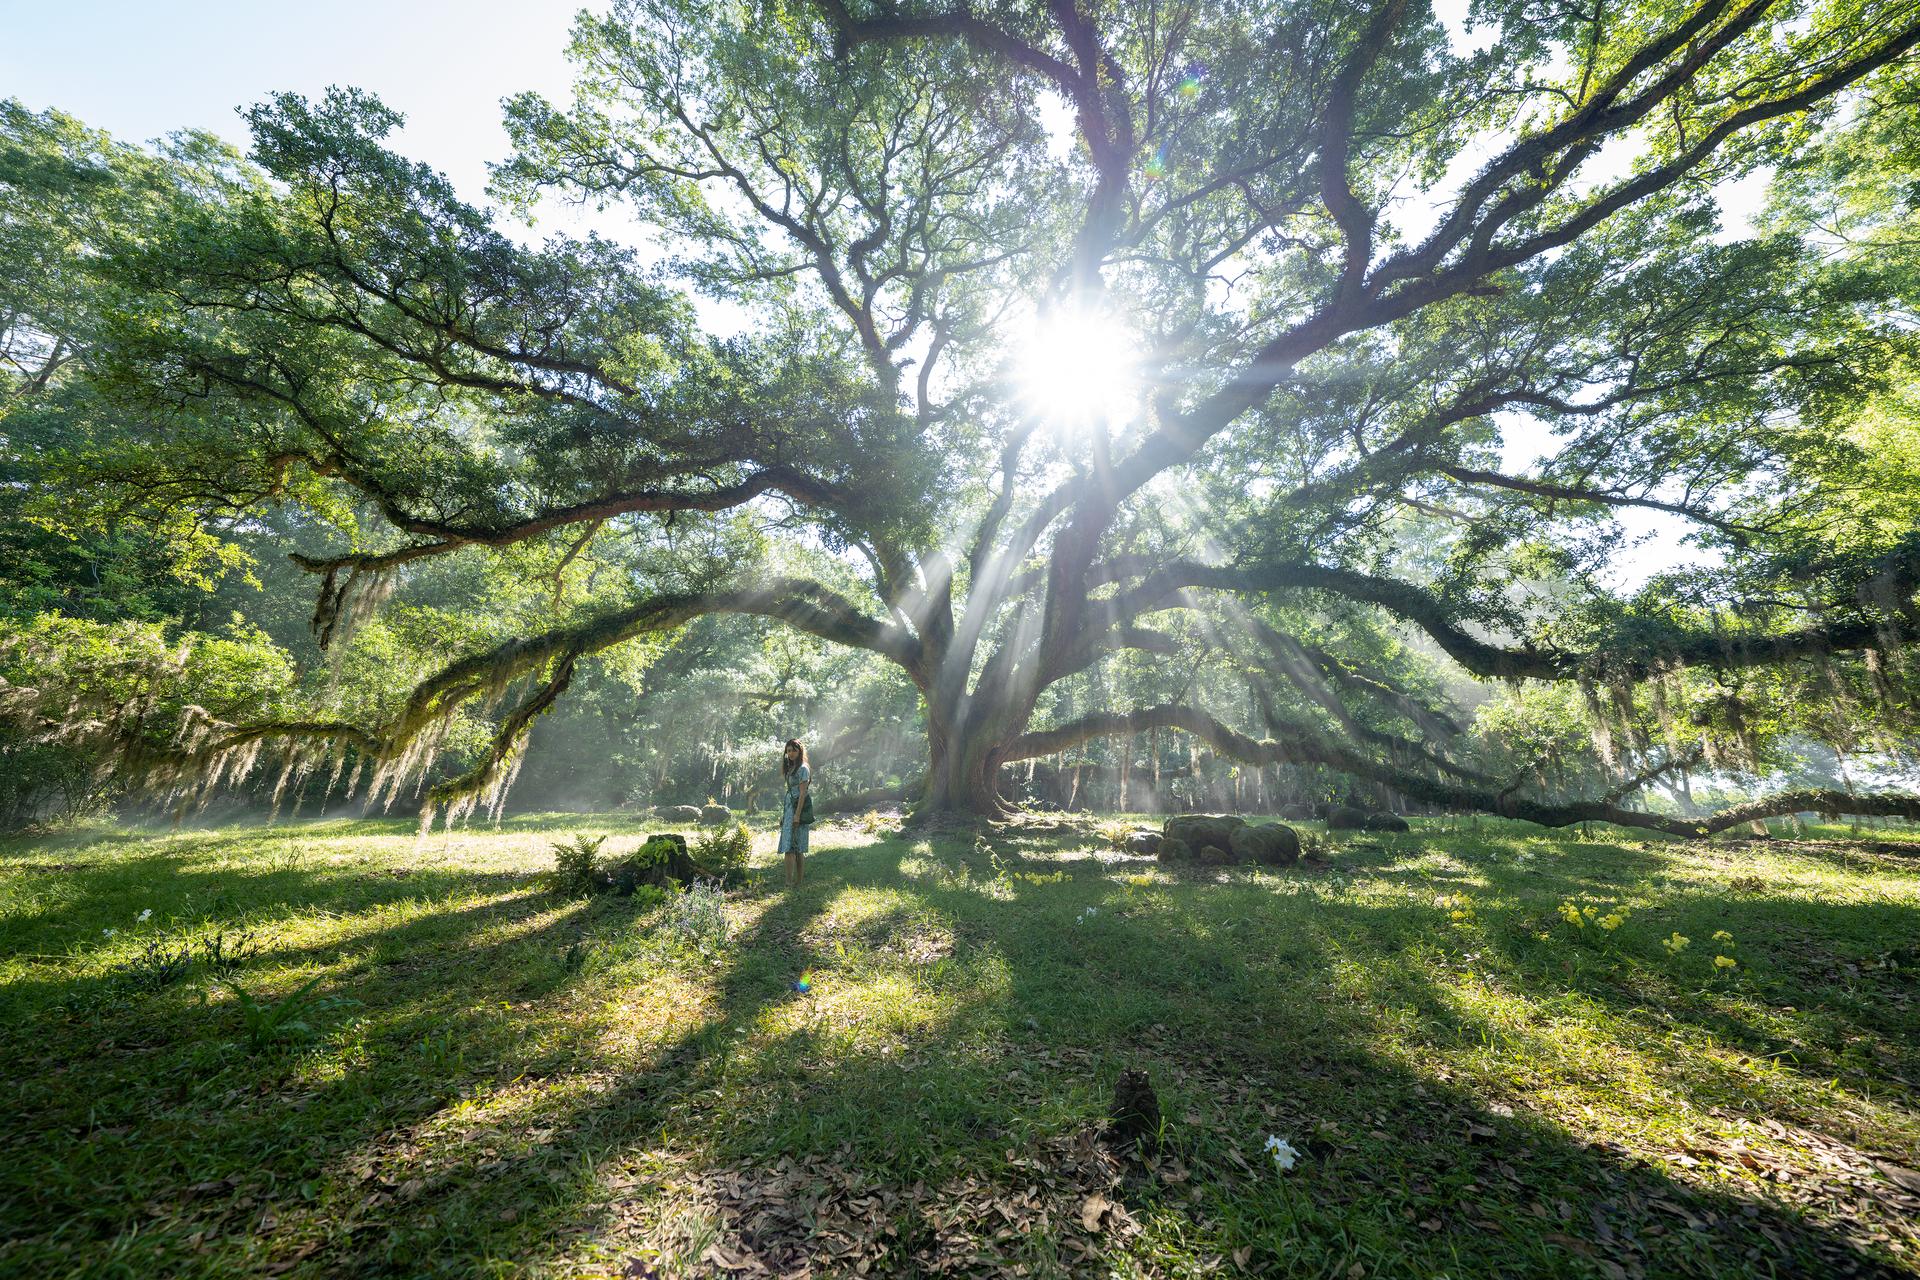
top-left (3, 814), bottom-right (1918, 1276)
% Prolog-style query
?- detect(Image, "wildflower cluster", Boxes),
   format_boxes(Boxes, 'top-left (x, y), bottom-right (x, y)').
top-left (97, 909), bottom-right (264, 993)
top-left (1436, 893), bottom-right (1477, 926)
top-left (1552, 900), bottom-right (1745, 976)
top-left (1076, 906), bottom-right (1099, 924)
top-left (665, 879), bottom-right (732, 958)
top-left (1558, 900), bottom-right (1629, 931)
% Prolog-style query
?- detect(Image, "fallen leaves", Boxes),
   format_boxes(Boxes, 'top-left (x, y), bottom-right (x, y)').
top-left (604, 1134), bottom-right (1141, 1276)
top-left (1874, 1160), bottom-right (1920, 1196)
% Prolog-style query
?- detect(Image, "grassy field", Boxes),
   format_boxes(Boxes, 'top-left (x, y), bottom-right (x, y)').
top-left (3, 812), bottom-right (1919, 1278)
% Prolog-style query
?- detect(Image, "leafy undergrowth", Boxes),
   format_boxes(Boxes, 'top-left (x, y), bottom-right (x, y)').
top-left (2, 814), bottom-right (1918, 1277)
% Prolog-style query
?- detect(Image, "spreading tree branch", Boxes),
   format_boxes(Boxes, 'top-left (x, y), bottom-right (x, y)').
top-left (1001, 702), bottom-right (1920, 837)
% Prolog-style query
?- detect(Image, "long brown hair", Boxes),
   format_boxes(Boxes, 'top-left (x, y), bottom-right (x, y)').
top-left (781, 738), bottom-right (808, 778)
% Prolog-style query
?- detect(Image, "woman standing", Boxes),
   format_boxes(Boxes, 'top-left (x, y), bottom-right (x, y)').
top-left (778, 738), bottom-right (812, 885)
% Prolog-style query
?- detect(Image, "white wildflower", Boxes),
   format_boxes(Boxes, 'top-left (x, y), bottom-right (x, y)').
top-left (1264, 1135), bottom-right (1300, 1170)
top-left (102, 928), bottom-right (117, 938)
top-left (137, 909), bottom-right (152, 923)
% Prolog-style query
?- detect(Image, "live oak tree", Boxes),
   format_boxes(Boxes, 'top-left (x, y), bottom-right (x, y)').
top-left (8, 0), bottom-right (1920, 831)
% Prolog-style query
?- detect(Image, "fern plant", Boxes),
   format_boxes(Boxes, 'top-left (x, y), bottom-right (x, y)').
top-left (691, 823), bottom-right (751, 885)
top-left (548, 834), bottom-right (610, 896)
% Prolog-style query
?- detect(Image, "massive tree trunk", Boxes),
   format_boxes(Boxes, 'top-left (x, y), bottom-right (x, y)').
top-left (919, 722), bottom-right (1012, 817)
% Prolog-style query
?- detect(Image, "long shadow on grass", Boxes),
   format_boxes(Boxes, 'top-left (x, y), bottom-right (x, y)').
top-left (10, 828), bottom-right (1915, 1278)
top-left (192, 837), bottom-right (993, 1273)
top-left (316, 836), bottom-right (1920, 1275)
top-left (1281, 828), bottom-right (1920, 1096)
top-left (1468, 884), bottom-right (1920, 1096)
top-left (1335, 826), bottom-right (1920, 1097)
top-left (0, 854), bottom-right (553, 1019)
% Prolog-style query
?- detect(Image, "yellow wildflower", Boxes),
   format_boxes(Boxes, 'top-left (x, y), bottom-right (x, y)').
top-left (1712, 930), bottom-right (1734, 945)
top-left (1713, 954), bottom-right (1737, 970)
top-left (1662, 932), bottom-right (1690, 954)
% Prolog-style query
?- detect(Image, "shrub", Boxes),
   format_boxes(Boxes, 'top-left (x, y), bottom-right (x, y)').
top-left (609, 835), bottom-right (694, 894)
top-left (0, 615), bottom-right (299, 831)
top-left (0, 735), bottom-right (118, 831)
top-left (552, 832), bottom-right (709, 898)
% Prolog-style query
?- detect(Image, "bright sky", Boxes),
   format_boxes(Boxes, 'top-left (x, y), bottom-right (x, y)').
top-left (7, 0), bottom-right (1737, 588)
top-left (1, 0), bottom-right (583, 208)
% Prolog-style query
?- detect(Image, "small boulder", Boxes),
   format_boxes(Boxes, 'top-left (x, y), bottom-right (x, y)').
top-left (699, 804), bottom-right (732, 826)
top-left (1363, 813), bottom-right (1410, 833)
top-left (1197, 844), bottom-right (1235, 866)
top-left (1156, 837), bottom-right (1194, 863)
top-left (1229, 822), bottom-right (1301, 866)
top-left (1326, 805), bottom-right (1371, 831)
top-left (655, 804), bottom-right (702, 824)
top-left (1125, 829), bottom-right (1162, 856)
top-left (1163, 814), bottom-right (1246, 850)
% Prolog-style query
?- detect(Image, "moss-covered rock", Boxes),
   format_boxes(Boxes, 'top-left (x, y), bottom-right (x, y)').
top-left (1157, 837), bottom-right (1194, 862)
top-left (1163, 814), bottom-right (1246, 849)
top-left (1229, 823), bottom-right (1301, 866)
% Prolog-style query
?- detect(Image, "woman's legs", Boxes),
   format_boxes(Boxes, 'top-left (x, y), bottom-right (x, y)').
top-left (782, 822), bottom-right (807, 885)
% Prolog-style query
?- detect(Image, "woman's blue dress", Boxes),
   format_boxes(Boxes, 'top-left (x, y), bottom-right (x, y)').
top-left (778, 762), bottom-right (810, 855)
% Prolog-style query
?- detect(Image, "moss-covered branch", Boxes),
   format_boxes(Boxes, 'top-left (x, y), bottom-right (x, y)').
top-left (1103, 551), bottom-right (1918, 681)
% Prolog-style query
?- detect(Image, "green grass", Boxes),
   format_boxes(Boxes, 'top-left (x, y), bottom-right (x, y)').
top-left (3, 813), bottom-right (1919, 1278)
